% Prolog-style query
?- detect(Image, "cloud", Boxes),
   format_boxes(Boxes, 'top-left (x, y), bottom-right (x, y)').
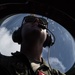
top-left (42, 48), bottom-right (66, 73)
top-left (50, 57), bottom-right (66, 73)
top-left (0, 27), bottom-right (20, 56)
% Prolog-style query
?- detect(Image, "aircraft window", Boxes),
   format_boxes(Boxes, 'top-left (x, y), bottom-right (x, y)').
top-left (0, 13), bottom-right (75, 73)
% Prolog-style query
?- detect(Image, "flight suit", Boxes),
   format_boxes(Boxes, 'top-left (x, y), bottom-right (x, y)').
top-left (0, 51), bottom-right (66, 75)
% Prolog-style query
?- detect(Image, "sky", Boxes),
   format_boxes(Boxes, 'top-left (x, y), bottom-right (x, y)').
top-left (0, 14), bottom-right (75, 73)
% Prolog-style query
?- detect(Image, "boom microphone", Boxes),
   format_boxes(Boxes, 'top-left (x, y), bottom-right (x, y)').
top-left (38, 24), bottom-right (55, 46)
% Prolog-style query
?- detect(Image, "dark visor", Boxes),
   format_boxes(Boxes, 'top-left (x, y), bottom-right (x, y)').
top-left (22, 15), bottom-right (48, 28)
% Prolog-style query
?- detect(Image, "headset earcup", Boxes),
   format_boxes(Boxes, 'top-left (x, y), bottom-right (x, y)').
top-left (12, 27), bottom-right (22, 44)
top-left (43, 34), bottom-right (52, 47)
